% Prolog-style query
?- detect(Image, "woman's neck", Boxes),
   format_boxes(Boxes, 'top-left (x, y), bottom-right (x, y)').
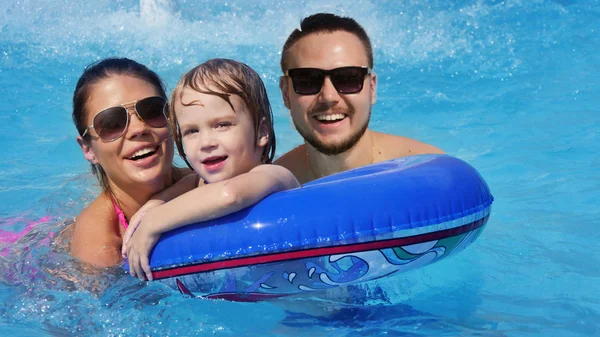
top-left (106, 167), bottom-right (177, 220)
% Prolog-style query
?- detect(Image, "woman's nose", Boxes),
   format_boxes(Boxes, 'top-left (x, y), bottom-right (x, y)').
top-left (125, 108), bottom-right (149, 139)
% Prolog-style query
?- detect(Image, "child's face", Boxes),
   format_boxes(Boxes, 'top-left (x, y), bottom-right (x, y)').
top-left (175, 87), bottom-right (267, 183)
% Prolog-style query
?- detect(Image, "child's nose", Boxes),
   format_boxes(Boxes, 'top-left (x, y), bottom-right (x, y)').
top-left (200, 132), bottom-right (218, 150)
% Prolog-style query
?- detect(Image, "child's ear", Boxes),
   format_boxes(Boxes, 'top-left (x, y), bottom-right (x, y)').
top-left (257, 118), bottom-right (270, 147)
top-left (77, 136), bottom-right (99, 164)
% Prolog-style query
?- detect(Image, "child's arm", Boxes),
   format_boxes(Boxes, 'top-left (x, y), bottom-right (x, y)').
top-left (121, 173), bottom-right (199, 257)
top-left (125, 164), bottom-right (300, 280)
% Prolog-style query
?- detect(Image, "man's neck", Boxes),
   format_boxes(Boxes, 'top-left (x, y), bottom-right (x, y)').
top-left (306, 129), bottom-right (374, 180)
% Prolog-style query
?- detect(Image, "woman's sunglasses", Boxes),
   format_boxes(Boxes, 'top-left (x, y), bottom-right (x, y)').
top-left (285, 66), bottom-right (372, 95)
top-left (81, 96), bottom-right (168, 142)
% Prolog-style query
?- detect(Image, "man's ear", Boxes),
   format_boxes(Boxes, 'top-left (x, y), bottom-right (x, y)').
top-left (279, 76), bottom-right (291, 110)
top-left (257, 118), bottom-right (270, 148)
top-left (370, 72), bottom-right (377, 105)
top-left (77, 136), bottom-right (99, 164)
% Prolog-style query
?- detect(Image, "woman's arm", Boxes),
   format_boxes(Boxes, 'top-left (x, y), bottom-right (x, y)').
top-left (125, 164), bottom-right (300, 280)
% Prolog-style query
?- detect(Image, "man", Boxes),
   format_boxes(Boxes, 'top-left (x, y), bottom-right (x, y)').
top-left (275, 13), bottom-right (444, 184)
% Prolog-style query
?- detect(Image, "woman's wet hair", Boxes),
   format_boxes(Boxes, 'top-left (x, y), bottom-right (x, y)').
top-left (72, 57), bottom-right (168, 193)
top-left (168, 58), bottom-right (276, 167)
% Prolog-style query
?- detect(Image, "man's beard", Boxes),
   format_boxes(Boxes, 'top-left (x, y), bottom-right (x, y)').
top-left (293, 108), bottom-right (370, 156)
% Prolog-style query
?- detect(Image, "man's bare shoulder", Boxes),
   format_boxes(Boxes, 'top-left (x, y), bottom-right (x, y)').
top-left (274, 145), bottom-right (305, 165)
top-left (373, 131), bottom-right (444, 161)
top-left (273, 145), bottom-right (311, 184)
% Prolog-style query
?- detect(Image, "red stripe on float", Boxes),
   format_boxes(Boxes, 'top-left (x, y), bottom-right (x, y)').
top-left (152, 216), bottom-right (488, 280)
top-left (205, 292), bottom-right (288, 302)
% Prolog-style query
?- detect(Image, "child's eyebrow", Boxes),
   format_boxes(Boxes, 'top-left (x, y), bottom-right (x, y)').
top-left (180, 99), bottom-right (205, 107)
top-left (177, 121), bottom-right (192, 129)
top-left (208, 114), bottom-right (237, 124)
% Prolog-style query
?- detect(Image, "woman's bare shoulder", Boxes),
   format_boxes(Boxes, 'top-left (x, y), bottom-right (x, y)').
top-left (70, 196), bottom-right (123, 267)
top-left (173, 166), bottom-right (194, 181)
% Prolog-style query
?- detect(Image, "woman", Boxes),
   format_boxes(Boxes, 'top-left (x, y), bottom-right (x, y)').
top-left (70, 57), bottom-right (189, 267)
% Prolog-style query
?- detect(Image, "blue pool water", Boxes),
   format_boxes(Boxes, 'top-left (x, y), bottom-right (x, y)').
top-left (1, 0), bottom-right (599, 335)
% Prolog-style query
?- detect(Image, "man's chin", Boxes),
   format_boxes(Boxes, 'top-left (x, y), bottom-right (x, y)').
top-left (300, 128), bottom-right (368, 156)
top-left (305, 137), bottom-right (360, 156)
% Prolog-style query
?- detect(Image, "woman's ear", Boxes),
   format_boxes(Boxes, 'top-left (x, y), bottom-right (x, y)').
top-left (77, 136), bottom-right (98, 164)
top-left (257, 118), bottom-right (270, 147)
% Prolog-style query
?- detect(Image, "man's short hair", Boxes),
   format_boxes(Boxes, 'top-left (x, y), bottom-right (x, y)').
top-left (280, 13), bottom-right (374, 72)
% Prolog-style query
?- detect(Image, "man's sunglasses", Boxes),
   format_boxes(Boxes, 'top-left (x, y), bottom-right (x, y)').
top-left (81, 96), bottom-right (168, 142)
top-left (285, 66), bottom-right (372, 95)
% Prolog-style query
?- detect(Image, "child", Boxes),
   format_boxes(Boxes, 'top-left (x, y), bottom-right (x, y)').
top-left (121, 59), bottom-right (300, 281)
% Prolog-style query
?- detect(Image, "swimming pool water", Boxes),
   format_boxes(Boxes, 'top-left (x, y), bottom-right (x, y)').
top-left (1, 0), bottom-right (599, 336)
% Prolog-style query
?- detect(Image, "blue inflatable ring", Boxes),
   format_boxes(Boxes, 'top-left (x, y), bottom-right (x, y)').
top-left (125, 154), bottom-right (493, 301)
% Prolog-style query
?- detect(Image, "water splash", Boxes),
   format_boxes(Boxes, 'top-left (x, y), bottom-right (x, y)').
top-left (0, 0), bottom-right (529, 75)
top-left (140, 0), bottom-right (179, 26)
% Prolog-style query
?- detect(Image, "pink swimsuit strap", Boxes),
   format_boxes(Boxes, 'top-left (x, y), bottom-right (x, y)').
top-left (112, 200), bottom-right (129, 230)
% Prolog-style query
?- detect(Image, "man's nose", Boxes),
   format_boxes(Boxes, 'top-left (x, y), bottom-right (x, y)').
top-left (317, 76), bottom-right (341, 103)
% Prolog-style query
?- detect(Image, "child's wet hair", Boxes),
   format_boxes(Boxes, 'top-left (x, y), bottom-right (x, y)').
top-left (169, 58), bottom-right (276, 168)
